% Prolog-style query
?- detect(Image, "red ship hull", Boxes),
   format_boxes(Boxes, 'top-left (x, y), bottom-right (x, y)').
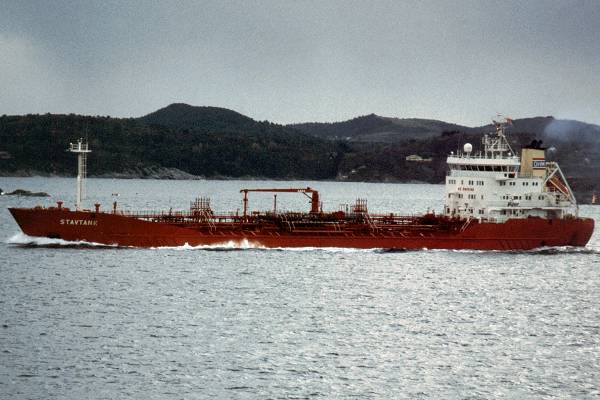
top-left (8, 207), bottom-right (594, 250)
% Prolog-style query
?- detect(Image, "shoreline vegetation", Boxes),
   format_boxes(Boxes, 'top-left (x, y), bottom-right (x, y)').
top-left (1, 103), bottom-right (599, 203)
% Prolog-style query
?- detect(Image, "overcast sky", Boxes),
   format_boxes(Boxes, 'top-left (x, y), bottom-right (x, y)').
top-left (1, 0), bottom-right (599, 126)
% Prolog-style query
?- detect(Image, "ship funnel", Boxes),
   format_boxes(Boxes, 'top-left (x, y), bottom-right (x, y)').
top-left (520, 143), bottom-right (546, 178)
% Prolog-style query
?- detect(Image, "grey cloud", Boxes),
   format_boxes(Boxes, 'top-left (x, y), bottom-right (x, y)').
top-left (1, 0), bottom-right (599, 125)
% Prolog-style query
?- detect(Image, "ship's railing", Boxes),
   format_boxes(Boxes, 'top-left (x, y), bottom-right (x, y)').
top-left (518, 172), bottom-right (540, 179)
top-left (113, 209), bottom-right (242, 221)
top-left (449, 152), bottom-right (520, 160)
top-left (106, 207), bottom-right (467, 231)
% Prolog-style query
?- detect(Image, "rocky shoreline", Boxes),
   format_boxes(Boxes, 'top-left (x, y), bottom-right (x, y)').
top-left (0, 188), bottom-right (50, 197)
top-left (93, 166), bottom-right (203, 180)
top-left (0, 167), bottom-right (204, 180)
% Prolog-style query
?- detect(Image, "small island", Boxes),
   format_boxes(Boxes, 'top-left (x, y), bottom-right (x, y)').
top-left (1, 189), bottom-right (50, 197)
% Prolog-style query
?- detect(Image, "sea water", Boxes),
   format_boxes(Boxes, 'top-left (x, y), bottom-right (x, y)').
top-left (1, 177), bottom-right (600, 399)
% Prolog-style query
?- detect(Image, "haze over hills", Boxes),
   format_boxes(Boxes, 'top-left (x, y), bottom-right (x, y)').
top-left (1, 103), bottom-right (599, 202)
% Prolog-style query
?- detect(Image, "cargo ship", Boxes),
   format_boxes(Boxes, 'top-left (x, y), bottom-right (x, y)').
top-left (8, 120), bottom-right (594, 250)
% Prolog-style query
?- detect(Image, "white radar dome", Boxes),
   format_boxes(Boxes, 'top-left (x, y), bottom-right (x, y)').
top-left (463, 143), bottom-right (473, 154)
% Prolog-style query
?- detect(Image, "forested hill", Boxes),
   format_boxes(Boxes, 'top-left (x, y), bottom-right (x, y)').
top-left (290, 114), bottom-right (476, 142)
top-left (139, 103), bottom-right (257, 131)
top-left (0, 106), bottom-right (344, 180)
top-left (1, 104), bottom-right (599, 202)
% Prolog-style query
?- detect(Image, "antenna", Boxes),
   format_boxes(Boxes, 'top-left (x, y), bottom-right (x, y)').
top-left (68, 139), bottom-right (91, 210)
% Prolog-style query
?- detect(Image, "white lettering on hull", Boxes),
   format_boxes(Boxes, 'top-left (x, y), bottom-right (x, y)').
top-left (60, 219), bottom-right (98, 226)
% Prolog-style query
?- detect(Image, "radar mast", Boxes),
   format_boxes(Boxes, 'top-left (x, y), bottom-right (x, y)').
top-left (482, 117), bottom-right (515, 158)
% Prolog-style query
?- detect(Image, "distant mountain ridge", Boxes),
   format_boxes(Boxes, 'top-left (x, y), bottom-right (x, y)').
top-left (291, 114), bottom-right (600, 144)
top-left (289, 114), bottom-right (473, 142)
top-left (139, 103), bottom-right (600, 145)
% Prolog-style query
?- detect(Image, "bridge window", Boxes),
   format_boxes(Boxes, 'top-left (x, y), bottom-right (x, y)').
top-left (500, 181), bottom-right (506, 186)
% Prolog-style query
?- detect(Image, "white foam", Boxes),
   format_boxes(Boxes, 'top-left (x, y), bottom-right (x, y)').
top-left (152, 241), bottom-right (378, 253)
top-left (152, 238), bottom-right (266, 250)
top-left (6, 232), bottom-right (117, 248)
top-left (271, 246), bottom-right (378, 253)
top-left (6, 233), bottom-right (374, 252)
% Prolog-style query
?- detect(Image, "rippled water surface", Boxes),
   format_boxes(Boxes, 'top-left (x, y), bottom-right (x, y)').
top-left (2, 178), bottom-right (600, 399)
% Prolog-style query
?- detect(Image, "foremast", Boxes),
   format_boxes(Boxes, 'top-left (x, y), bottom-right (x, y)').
top-left (68, 139), bottom-right (91, 211)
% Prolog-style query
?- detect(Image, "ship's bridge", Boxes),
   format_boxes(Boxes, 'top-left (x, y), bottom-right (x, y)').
top-left (447, 154), bottom-right (520, 171)
top-left (443, 119), bottom-right (578, 222)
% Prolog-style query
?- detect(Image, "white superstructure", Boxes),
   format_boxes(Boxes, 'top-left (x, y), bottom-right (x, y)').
top-left (444, 119), bottom-right (577, 222)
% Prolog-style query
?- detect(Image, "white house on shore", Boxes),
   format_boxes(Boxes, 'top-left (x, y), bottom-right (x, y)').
top-left (406, 154), bottom-right (432, 162)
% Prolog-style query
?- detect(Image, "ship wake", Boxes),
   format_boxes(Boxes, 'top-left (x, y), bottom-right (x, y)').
top-left (153, 241), bottom-right (378, 253)
top-left (520, 246), bottom-right (600, 255)
top-left (6, 233), bottom-right (598, 254)
top-left (6, 233), bottom-right (119, 249)
top-left (152, 239), bottom-right (266, 251)
top-left (437, 246), bottom-right (600, 255)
